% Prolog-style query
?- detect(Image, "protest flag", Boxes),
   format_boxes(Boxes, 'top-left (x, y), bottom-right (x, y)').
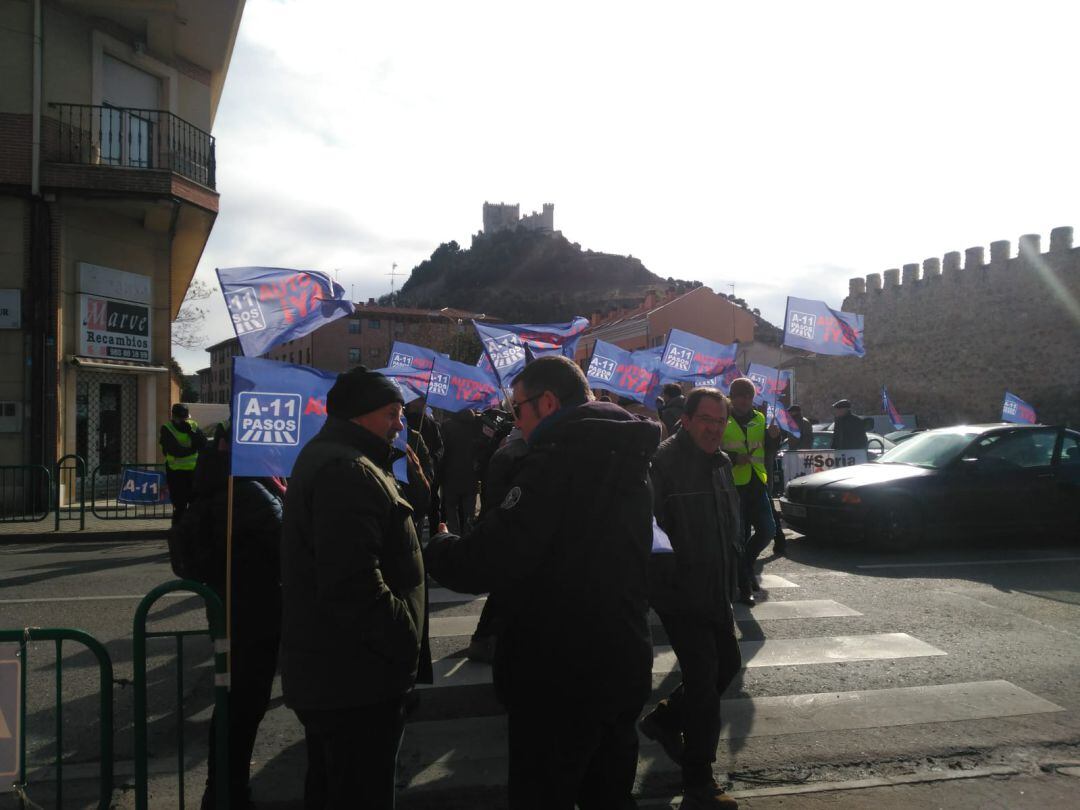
top-left (586, 340), bottom-right (664, 404)
top-left (1001, 391), bottom-right (1037, 424)
top-left (473, 317), bottom-right (589, 386)
top-left (659, 328), bottom-right (739, 382)
top-left (782, 296), bottom-right (865, 358)
top-left (217, 266), bottom-right (354, 357)
top-left (426, 355), bottom-right (503, 413)
top-left (766, 401), bottom-right (802, 438)
top-left (882, 386), bottom-right (906, 430)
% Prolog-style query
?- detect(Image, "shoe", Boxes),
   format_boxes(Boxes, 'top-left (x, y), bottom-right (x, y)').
top-left (773, 538), bottom-right (787, 555)
top-left (750, 580), bottom-right (761, 592)
top-left (638, 707), bottom-right (684, 765)
top-left (737, 590), bottom-right (755, 607)
top-left (466, 636), bottom-right (496, 664)
top-left (682, 780), bottom-right (739, 809)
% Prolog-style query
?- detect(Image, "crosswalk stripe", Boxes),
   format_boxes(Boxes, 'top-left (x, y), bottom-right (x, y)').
top-left (427, 574), bottom-right (797, 608)
top-left (427, 600), bottom-right (861, 638)
top-left (417, 633), bottom-right (946, 689)
top-left (399, 680), bottom-right (1061, 789)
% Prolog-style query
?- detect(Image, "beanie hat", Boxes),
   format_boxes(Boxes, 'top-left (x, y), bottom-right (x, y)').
top-left (171, 403), bottom-right (190, 418)
top-left (326, 366), bottom-right (404, 419)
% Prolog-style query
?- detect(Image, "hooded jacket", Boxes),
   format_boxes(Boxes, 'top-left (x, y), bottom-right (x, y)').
top-left (280, 416), bottom-right (427, 709)
top-left (424, 401), bottom-right (661, 712)
top-left (649, 428), bottom-right (741, 624)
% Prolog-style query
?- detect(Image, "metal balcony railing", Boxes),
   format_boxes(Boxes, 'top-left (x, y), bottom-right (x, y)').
top-left (46, 103), bottom-right (217, 189)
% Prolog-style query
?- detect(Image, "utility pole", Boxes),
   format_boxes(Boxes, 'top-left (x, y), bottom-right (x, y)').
top-left (386, 262), bottom-right (401, 306)
top-left (729, 283), bottom-right (737, 343)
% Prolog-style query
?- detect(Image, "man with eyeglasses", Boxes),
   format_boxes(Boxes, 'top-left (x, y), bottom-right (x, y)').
top-left (639, 387), bottom-right (742, 809)
top-left (424, 355), bottom-right (661, 809)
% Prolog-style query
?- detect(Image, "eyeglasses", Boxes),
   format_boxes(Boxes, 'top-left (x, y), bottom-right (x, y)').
top-left (512, 393), bottom-right (544, 420)
top-left (691, 415), bottom-right (727, 428)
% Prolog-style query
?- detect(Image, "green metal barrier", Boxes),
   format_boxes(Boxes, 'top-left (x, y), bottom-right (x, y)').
top-left (53, 455), bottom-right (85, 532)
top-left (0, 627), bottom-right (114, 809)
top-left (89, 462), bottom-right (172, 520)
top-left (0, 465), bottom-right (51, 523)
top-left (132, 580), bottom-right (229, 810)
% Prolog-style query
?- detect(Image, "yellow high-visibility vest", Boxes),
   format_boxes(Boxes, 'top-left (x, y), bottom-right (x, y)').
top-left (163, 419), bottom-right (199, 471)
top-left (721, 411), bottom-right (768, 486)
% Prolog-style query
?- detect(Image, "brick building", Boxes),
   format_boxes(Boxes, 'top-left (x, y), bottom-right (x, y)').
top-left (200, 303), bottom-right (491, 401)
top-left (574, 285), bottom-right (757, 362)
top-left (0, 0), bottom-right (244, 472)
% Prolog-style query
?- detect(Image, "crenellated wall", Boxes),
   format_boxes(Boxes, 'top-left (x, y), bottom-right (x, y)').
top-left (796, 226), bottom-right (1080, 428)
top-left (482, 201), bottom-right (554, 234)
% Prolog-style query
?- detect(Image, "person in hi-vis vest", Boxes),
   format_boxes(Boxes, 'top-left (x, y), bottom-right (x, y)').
top-left (159, 403), bottom-right (205, 524)
top-left (721, 378), bottom-right (782, 606)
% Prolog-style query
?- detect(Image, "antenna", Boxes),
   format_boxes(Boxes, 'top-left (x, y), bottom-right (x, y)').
top-left (728, 283), bottom-right (737, 343)
top-left (386, 262), bottom-right (402, 304)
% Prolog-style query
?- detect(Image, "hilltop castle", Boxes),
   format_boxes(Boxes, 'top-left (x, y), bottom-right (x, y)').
top-left (482, 202), bottom-right (555, 235)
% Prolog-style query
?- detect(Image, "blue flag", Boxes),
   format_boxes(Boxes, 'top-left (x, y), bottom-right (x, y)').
top-left (746, 362), bottom-right (786, 404)
top-left (118, 467), bottom-right (169, 504)
top-left (586, 340), bottom-right (663, 404)
top-left (882, 386), bottom-right (906, 430)
top-left (473, 317), bottom-right (589, 385)
top-left (659, 329), bottom-right (739, 381)
top-left (217, 266), bottom-right (354, 357)
top-left (766, 401), bottom-right (801, 438)
top-left (782, 296), bottom-right (865, 357)
top-left (387, 341), bottom-right (444, 373)
top-left (426, 355), bottom-right (503, 413)
top-left (1001, 391), bottom-right (1037, 424)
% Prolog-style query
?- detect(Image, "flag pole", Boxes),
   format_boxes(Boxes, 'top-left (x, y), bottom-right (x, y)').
top-left (224, 473), bottom-right (233, 685)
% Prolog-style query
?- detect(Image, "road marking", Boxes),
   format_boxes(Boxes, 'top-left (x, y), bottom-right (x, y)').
top-left (418, 632), bottom-right (945, 689)
top-left (428, 599), bottom-right (862, 638)
top-left (858, 556), bottom-right (1080, 570)
top-left (427, 587), bottom-right (486, 605)
top-left (0, 593), bottom-right (192, 605)
top-left (400, 683), bottom-right (1052, 789)
top-left (759, 574), bottom-right (798, 588)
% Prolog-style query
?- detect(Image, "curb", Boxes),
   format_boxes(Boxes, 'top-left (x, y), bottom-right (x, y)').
top-left (0, 530), bottom-right (168, 544)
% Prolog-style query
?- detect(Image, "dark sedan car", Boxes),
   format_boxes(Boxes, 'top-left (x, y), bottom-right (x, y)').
top-left (779, 424), bottom-right (1080, 548)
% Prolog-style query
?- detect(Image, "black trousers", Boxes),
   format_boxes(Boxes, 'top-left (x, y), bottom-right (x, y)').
top-left (206, 636), bottom-right (279, 804)
top-left (443, 491), bottom-right (477, 535)
top-left (654, 614), bottom-right (742, 787)
top-left (295, 697), bottom-right (405, 810)
top-left (166, 468), bottom-right (195, 524)
top-left (507, 700), bottom-right (642, 810)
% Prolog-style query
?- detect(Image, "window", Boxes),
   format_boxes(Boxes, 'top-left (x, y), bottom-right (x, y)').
top-left (368, 319), bottom-right (381, 329)
top-left (974, 429), bottom-right (1058, 469)
top-left (348, 320), bottom-right (360, 334)
top-left (306, 348), bottom-right (311, 364)
top-left (289, 352), bottom-right (294, 364)
top-left (348, 348), bottom-right (361, 364)
top-left (1060, 434), bottom-right (1080, 465)
top-left (393, 320), bottom-right (404, 333)
top-left (369, 347), bottom-right (380, 357)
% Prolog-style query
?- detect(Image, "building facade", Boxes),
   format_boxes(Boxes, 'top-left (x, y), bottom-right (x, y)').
top-left (201, 303), bottom-right (491, 396)
top-left (575, 285), bottom-right (758, 362)
top-left (0, 0), bottom-right (245, 472)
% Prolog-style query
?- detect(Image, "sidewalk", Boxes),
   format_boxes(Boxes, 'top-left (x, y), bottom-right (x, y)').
top-left (0, 511), bottom-right (169, 543)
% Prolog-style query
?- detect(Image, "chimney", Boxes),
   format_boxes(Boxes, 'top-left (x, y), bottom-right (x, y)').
top-left (644, 290), bottom-right (658, 310)
top-left (367, 298), bottom-right (376, 306)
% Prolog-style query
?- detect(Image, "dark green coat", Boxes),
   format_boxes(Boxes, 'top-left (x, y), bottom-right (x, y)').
top-left (280, 416), bottom-right (426, 710)
top-left (649, 428), bottom-right (741, 624)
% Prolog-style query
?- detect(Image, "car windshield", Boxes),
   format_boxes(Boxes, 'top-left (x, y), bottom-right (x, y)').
top-left (875, 429), bottom-right (981, 468)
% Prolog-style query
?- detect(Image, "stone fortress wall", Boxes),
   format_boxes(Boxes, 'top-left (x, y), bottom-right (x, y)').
top-left (482, 201), bottom-right (555, 234)
top-left (795, 226), bottom-right (1080, 429)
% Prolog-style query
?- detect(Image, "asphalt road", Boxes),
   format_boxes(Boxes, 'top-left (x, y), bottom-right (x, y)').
top-left (1, 532), bottom-right (1079, 808)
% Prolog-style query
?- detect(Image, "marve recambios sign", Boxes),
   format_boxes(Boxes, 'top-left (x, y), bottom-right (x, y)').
top-left (78, 294), bottom-right (152, 362)
top-left (782, 449), bottom-right (868, 490)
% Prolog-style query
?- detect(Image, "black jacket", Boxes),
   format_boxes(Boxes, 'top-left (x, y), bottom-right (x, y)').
top-left (650, 429), bottom-right (741, 624)
top-left (424, 401), bottom-right (661, 712)
top-left (659, 395), bottom-right (686, 437)
top-left (832, 411), bottom-right (869, 450)
top-left (189, 444), bottom-right (283, 641)
top-left (280, 416), bottom-right (427, 710)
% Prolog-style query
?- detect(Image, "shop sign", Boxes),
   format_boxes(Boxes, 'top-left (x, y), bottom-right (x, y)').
top-left (78, 294), bottom-right (152, 362)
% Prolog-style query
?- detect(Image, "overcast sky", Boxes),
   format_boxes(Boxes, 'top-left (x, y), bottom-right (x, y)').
top-left (175, 0), bottom-right (1080, 373)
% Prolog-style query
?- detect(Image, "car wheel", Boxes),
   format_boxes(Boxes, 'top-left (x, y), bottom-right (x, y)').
top-left (871, 502), bottom-right (923, 550)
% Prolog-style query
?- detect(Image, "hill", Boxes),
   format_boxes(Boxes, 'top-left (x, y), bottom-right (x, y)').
top-left (392, 229), bottom-right (701, 322)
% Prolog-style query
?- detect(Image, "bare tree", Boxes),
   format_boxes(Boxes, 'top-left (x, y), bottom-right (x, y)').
top-left (172, 279), bottom-right (217, 349)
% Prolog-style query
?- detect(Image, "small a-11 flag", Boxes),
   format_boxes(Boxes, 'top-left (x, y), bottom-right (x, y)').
top-left (217, 266), bottom-right (354, 357)
top-left (882, 386), bottom-right (906, 430)
top-left (473, 317), bottom-right (590, 385)
top-left (782, 296), bottom-right (865, 358)
top-left (1001, 391), bottom-right (1037, 424)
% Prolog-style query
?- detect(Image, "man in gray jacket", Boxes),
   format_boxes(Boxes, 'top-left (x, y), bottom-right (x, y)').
top-left (641, 387), bottom-right (742, 809)
top-left (280, 367), bottom-right (428, 809)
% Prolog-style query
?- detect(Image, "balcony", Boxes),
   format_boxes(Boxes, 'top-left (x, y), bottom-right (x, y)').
top-left (45, 103), bottom-right (216, 190)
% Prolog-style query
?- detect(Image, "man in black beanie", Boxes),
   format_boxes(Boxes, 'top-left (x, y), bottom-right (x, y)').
top-left (280, 366), bottom-right (429, 809)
